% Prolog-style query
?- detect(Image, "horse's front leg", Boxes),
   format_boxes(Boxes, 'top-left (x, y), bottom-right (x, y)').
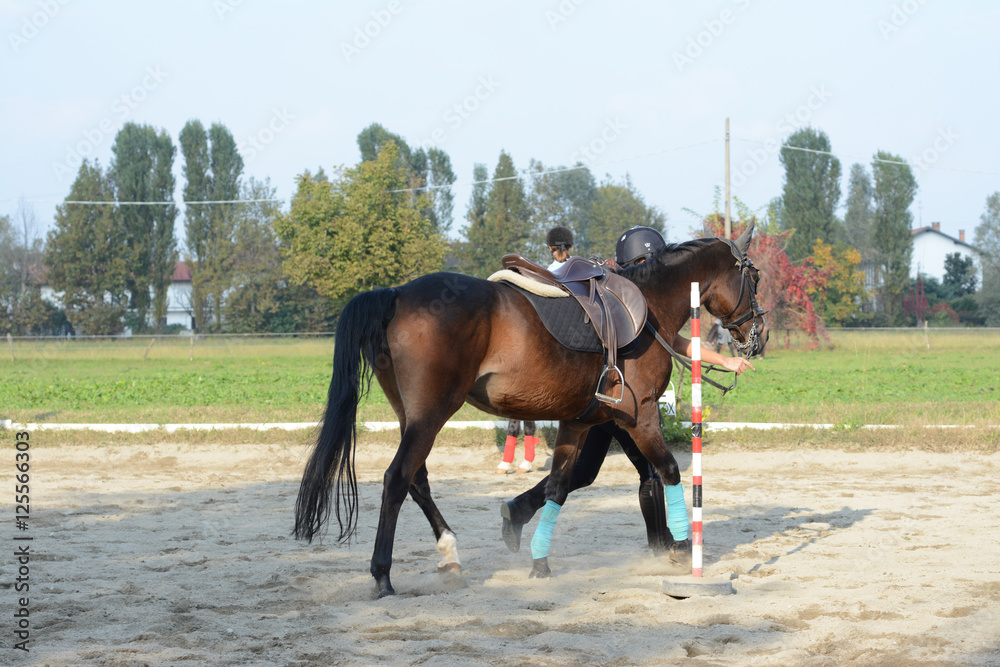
top-left (626, 405), bottom-right (692, 568)
top-left (528, 421), bottom-right (590, 579)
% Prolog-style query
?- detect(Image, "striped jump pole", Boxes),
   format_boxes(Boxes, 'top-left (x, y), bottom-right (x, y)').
top-left (690, 282), bottom-right (704, 577)
top-left (662, 282), bottom-right (735, 598)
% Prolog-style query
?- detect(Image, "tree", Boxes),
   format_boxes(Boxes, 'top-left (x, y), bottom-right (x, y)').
top-left (700, 204), bottom-right (826, 347)
top-left (842, 163), bottom-right (875, 259)
top-left (588, 174), bottom-right (666, 261)
top-left (778, 127), bottom-right (842, 261)
top-left (179, 120), bottom-right (212, 330)
top-left (942, 252), bottom-right (977, 298)
top-left (804, 239), bottom-right (869, 326)
top-left (357, 123), bottom-right (456, 233)
top-left (974, 192), bottom-right (1000, 325)
top-left (526, 160), bottom-right (597, 262)
top-left (458, 151), bottom-right (532, 278)
top-left (276, 142), bottom-right (447, 303)
top-left (46, 160), bottom-right (131, 335)
top-left (110, 123), bottom-right (178, 332)
top-left (0, 201), bottom-right (54, 335)
top-left (871, 150), bottom-right (917, 324)
top-left (179, 121), bottom-right (244, 331)
top-left (223, 177), bottom-right (286, 332)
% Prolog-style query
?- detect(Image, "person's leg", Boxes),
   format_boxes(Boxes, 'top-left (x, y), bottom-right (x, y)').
top-left (614, 424), bottom-right (689, 555)
top-left (517, 420), bottom-right (538, 472)
top-left (501, 423), bottom-right (614, 552)
top-left (496, 420), bottom-right (521, 473)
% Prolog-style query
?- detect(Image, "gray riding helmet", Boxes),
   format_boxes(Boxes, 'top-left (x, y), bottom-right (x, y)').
top-left (615, 226), bottom-right (666, 267)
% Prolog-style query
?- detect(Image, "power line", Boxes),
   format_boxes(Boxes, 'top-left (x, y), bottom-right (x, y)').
top-left (0, 197), bottom-right (283, 206)
top-left (5, 134), bottom-right (996, 206)
top-left (385, 138), bottom-right (724, 194)
top-left (733, 137), bottom-right (1000, 177)
top-left (2, 138), bottom-right (724, 204)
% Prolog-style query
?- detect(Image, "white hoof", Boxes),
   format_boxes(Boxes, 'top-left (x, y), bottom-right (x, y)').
top-left (436, 530), bottom-right (461, 570)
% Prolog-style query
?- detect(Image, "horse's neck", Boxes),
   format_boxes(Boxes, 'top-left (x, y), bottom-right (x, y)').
top-left (647, 247), bottom-right (719, 334)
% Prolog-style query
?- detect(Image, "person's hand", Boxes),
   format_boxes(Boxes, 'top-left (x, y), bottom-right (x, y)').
top-left (720, 356), bottom-right (755, 375)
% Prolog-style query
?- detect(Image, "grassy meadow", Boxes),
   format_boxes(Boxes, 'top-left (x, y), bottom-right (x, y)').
top-left (1, 329), bottom-right (998, 449)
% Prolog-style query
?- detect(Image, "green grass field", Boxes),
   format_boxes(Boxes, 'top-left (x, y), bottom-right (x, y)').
top-left (2, 330), bottom-right (998, 432)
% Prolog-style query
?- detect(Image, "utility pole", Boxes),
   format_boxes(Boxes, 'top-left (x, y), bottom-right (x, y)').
top-left (724, 117), bottom-right (732, 239)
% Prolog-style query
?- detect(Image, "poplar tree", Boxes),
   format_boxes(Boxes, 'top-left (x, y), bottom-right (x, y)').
top-left (179, 121), bottom-right (243, 331)
top-left (46, 160), bottom-right (131, 334)
top-left (842, 163), bottom-right (875, 259)
top-left (779, 127), bottom-right (842, 261)
top-left (871, 150), bottom-right (917, 324)
top-left (974, 192), bottom-right (1000, 325)
top-left (110, 123), bottom-right (177, 332)
top-left (459, 151), bottom-right (531, 278)
top-left (179, 120), bottom-right (211, 329)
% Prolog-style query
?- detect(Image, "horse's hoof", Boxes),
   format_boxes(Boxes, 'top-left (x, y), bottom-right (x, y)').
top-left (529, 557), bottom-right (551, 579)
top-left (376, 585), bottom-right (396, 599)
top-left (667, 538), bottom-right (693, 571)
top-left (437, 562), bottom-right (462, 574)
top-left (500, 501), bottom-right (522, 553)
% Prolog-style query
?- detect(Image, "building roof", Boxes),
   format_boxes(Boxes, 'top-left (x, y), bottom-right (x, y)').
top-left (171, 262), bottom-right (192, 282)
top-left (911, 225), bottom-right (979, 254)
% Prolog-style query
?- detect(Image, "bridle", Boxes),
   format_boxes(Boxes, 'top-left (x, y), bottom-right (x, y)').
top-left (719, 239), bottom-right (767, 357)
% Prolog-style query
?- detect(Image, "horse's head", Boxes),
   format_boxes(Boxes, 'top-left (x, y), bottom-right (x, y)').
top-left (703, 222), bottom-right (768, 358)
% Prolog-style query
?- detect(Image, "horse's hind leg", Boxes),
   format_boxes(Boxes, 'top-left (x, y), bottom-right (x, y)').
top-left (408, 464), bottom-right (461, 574)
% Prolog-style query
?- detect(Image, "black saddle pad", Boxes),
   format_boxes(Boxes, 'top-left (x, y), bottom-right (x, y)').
top-left (504, 283), bottom-right (602, 354)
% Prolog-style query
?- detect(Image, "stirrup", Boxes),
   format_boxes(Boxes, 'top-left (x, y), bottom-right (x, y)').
top-left (595, 364), bottom-right (623, 405)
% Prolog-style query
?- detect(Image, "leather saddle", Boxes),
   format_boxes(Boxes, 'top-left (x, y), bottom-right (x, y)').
top-left (501, 254), bottom-right (647, 404)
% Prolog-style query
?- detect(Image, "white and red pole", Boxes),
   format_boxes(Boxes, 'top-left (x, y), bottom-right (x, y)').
top-left (690, 282), bottom-right (704, 578)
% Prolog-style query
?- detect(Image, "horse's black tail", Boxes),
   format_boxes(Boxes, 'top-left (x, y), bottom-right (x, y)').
top-left (294, 287), bottom-right (397, 543)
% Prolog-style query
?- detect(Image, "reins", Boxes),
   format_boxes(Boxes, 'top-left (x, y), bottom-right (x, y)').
top-left (644, 321), bottom-right (738, 396)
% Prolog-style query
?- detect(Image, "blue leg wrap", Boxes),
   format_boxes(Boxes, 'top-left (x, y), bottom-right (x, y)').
top-left (530, 500), bottom-right (562, 559)
top-left (665, 483), bottom-right (689, 541)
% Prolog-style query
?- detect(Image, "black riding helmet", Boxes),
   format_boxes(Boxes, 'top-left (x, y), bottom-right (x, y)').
top-left (546, 225), bottom-right (574, 249)
top-left (615, 226), bottom-right (666, 267)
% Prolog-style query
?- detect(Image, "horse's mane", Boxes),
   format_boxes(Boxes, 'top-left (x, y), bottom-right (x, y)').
top-left (614, 236), bottom-right (719, 286)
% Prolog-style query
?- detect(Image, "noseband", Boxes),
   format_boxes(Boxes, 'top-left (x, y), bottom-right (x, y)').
top-left (719, 240), bottom-right (767, 356)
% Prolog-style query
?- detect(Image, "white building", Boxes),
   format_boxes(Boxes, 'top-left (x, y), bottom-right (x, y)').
top-left (163, 262), bottom-right (194, 330)
top-left (910, 223), bottom-right (982, 284)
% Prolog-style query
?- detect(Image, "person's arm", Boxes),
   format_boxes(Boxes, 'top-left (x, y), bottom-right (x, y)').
top-left (671, 333), bottom-right (755, 375)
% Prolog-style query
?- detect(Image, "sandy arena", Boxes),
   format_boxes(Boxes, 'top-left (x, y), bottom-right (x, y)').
top-left (9, 437), bottom-right (1000, 666)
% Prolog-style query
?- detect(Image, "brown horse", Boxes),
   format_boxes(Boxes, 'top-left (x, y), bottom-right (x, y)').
top-left (294, 224), bottom-right (767, 597)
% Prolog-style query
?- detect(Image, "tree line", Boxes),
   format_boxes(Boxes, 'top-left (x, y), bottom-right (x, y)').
top-left (2, 121), bottom-right (998, 336)
top-left (763, 127), bottom-right (993, 327)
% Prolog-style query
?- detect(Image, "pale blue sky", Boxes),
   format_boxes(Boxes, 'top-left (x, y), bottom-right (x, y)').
top-left (2, 1), bottom-right (998, 246)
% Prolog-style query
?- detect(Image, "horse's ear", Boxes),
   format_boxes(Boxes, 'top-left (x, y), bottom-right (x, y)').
top-left (735, 220), bottom-right (755, 254)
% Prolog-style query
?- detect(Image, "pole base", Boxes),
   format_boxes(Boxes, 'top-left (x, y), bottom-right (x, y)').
top-left (662, 574), bottom-right (735, 599)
